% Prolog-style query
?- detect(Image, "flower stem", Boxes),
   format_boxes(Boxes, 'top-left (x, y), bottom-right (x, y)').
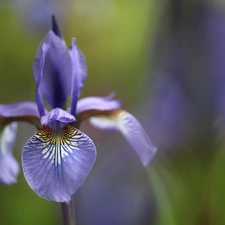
top-left (69, 195), bottom-right (76, 225)
top-left (61, 203), bottom-right (70, 225)
top-left (60, 197), bottom-right (76, 225)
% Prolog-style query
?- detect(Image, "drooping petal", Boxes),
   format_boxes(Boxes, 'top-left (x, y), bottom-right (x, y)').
top-left (0, 101), bottom-right (39, 117)
top-left (0, 101), bottom-right (41, 128)
top-left (90, 110), bottom-right (157, 166)
top-left (33, 31), bottom-right (73, 109)
top-left (22, 125), bottom-right (96, 202)
top-left (41, 108), bottom-right (75, 129)
top-left (0, 123), bottom-right (19, 184)
top-left (76, 94), bottom-right (121, 115)
top-left (69, 38), bottom-right (87, 115)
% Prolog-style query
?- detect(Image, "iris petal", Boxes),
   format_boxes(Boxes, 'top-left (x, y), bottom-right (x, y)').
top-left (90, 110), bottom-right (157, 166)
top-left (0, 123), bottom-right (19, 184)
top-left (0, 102), bottom-right (41, 128)
top-left (69, 38), bottom-right (87, 115)
top-left (41, 108), bottom-right (75, 126)
top-left (0, 101), bottom-right (39, 117)
top-left (33, 31), bottom-right (73, 109)
top-left (35, 43), bottom-right (49, 116)
top-left (76, 94), bottom-right (121, 115)
top-left (22, 125), bottom-right (96, 202)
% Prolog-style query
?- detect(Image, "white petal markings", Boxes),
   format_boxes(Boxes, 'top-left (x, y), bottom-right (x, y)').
top-left (22, 125), bottom-right (97, 202)
top-left (27, 126), bottom-right (92, 165)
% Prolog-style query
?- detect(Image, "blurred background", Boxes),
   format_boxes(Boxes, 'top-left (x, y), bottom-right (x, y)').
top-left (1, 0), bottom-right (225, 224)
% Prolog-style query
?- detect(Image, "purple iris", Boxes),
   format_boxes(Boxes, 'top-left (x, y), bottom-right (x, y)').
top-left (0, 18), bottom-right (156, 203)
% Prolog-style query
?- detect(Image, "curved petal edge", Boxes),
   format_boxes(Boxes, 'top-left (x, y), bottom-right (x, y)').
top-left (0, 102), bottom-right (40, 117)
top-left (90, 110), bottom-right (157, 166)
top-left (76, 94), bottom-right (121, 115)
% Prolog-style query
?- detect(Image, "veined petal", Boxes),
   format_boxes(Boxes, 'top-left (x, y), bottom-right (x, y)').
top-left (69, 38), bottom-right (87, 115)
top-left (76, 94), bottom-right (121, 115)
top-left (22, 125), bottom-right (96, 202)
top-left (0, 123), bottom-right (19, 184)
top-left (41, 108), bottom-right (75, 126)
top-left (0, 101), bottom-right (39, 117)
top-left (90, 110), bottom-right (157, 166)
top-left (33, 31), bottom-right (73, 109)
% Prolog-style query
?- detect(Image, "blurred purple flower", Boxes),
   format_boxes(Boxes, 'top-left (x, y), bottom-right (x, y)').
top-left (147, 1), bottom-right (225, 151)
top-left (148, 74), bottom-right (190, 151)
top-left (74, 139), bottom-right (156, 225)
top-left (0, 17), bottom-right (156, 202)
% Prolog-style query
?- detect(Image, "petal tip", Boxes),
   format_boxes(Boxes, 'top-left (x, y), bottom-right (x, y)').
top-left (141, 146), bottom-right (157, 167)
top-left (51, 15), bottom-right (63, 39)
top-left (72, 37), bottom-right (76, 45)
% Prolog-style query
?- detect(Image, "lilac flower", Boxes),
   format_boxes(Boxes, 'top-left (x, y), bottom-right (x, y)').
top-left (0, 18), bottom-right (156, 203)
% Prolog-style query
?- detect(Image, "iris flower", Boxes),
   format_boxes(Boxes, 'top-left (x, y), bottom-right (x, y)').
top-left (0, 18), bottom-right (156, 203)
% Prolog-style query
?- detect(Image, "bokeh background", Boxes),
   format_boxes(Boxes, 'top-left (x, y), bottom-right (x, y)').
top-left (1, 0), bottom-right (225, 224)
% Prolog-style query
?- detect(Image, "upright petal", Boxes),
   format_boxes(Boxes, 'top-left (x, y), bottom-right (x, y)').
top-left (69, 38), bottom-right (87, 115)
top-left (76, 94), bottom-right (121, 115)
top-left (33, 31), bottom-right (72, 109)
top-left (35, 43), bottom-right (49, 116)
top-left (90, 110), bottom-right (157, 166)
top-left (0, 123), bottom-right (19, 184)
top-left (22, 125), bottom-right (96, 202)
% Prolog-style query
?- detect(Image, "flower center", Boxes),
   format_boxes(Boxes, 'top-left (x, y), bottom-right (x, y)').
top-left (35, 125), bottom-right (80, 165)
